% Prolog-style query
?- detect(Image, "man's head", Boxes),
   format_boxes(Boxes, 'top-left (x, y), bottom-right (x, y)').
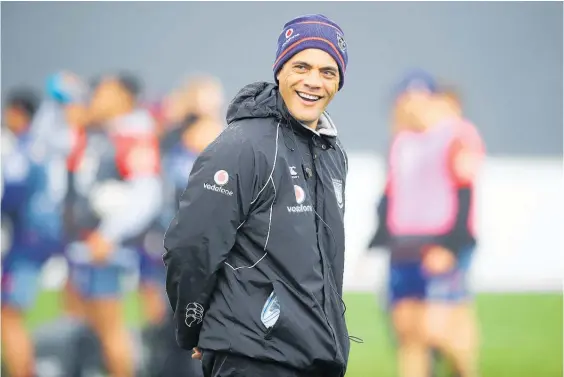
top-left (273, 14), bottom-right (348, 128)
top-left (89, 72), bottom-right (142, 124)
top-left (3, 88), bottom-right (40, 134)
top-left (392, 69), bottom-right (438, 131)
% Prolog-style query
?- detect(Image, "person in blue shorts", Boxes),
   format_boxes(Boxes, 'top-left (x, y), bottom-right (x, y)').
top-left (370, 70), bottom-right (484, 377)
top-left (1, 87), bottom-right (64, 377)
top-left (33, 71), bottom-right (92, 319)
top-left (65, 73), bottom-right (162, 377)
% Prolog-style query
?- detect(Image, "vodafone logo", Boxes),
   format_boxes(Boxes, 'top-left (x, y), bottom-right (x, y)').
top-left (294, 185), bottom-right (305, 204)
top-left (288, 185), bottom-right (312, 213)
top-left (206, 170), bottom-right (233, 196)
top-left (214, 170), bottom-right (229, 186)
top-left (282, 29), bottom-right (300, 47)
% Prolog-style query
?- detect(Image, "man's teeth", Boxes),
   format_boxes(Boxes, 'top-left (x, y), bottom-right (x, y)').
top-left (297, 92), bottom-right (320, 101)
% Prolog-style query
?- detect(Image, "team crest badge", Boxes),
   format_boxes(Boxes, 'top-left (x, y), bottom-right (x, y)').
top-left (332, 178), bottom-right (343, 209)
top-left (336, 33), bottom-right (347, 53)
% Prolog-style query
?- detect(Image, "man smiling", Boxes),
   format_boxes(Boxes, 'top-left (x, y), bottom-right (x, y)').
top-left (163, 14), bottom-right (351, 377)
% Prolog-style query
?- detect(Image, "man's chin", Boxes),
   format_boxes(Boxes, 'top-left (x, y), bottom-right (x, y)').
top-left (290, 110), bottom-right (321, 127)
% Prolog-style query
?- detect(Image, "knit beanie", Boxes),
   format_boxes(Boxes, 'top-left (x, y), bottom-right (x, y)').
top-left (273, 14), bottom-right (348, 90)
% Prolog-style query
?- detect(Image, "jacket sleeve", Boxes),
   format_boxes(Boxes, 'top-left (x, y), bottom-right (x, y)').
top-left (163, 125), bottom-right (259, 350)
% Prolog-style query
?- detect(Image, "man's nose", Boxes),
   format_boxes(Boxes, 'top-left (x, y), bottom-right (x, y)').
top-left (302, 70), bottom-right (322, 90)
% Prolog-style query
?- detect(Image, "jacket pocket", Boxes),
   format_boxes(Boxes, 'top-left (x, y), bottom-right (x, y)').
top-left (263, 280), bottom-right (336, 361)
top-left (262, 285), bottom-right (283, 339)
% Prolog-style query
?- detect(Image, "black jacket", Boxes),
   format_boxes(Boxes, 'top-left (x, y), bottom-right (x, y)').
top-left (163, 82), bottom-right (350, 375)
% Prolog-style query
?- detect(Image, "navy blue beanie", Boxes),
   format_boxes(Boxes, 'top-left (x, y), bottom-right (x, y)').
top-left (273, 14), bottom-right (348, 90)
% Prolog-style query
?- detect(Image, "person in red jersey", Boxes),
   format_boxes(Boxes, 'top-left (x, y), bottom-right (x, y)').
top-left (370, 70), bottom-right (484, 377)
top-left (65, 73), bottom-right (162, 377)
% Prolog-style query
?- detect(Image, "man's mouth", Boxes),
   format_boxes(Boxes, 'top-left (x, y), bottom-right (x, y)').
top-left (296, 91), bottom-right (322, 102)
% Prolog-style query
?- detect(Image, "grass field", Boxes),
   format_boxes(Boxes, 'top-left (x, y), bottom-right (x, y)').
top-left (26, 291), bottom-right (562, 377)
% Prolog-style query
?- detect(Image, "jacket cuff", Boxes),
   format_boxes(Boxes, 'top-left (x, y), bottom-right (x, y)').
top-left (175, 327), bottom-right (199, 350)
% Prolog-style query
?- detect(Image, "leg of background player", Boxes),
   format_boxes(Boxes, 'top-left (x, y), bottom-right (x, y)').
top-left (448, 303), bottom-right (478, 377)
top-left (62, 277), bottom-right (87, 318)
top-left (86, 298), bottom-right (134, 377)
top-left (1, 306), bottom-right (35, 377)
top-left (423, 248), bottom-right (479, 377)
top-left (1, 258), bottom-right (43, 377)
top-left (74, 265), bottom-right (135, 377)
top-left (140, 283), bottom-right (166, 325)
top-left (424, 302), bottom-right (479, 377)
top-left (392, 300), bottom-right (430, 377)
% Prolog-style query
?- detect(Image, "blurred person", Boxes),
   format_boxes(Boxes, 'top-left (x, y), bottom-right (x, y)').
top-left (2, 73), bottom-right (92, 377)
top-left (140, 75), bottom-right (225, 328)
top-left (65, 72), bottom-right (162, 377)
top-left (164, 14), bottom-right (353, 377)
top-left (39, 71), bottom-right (92, 319)
top-left (31, 71), bottom-right (90, 154)
top-left (141, 76), bottom-right (224, 377)
top-left (159, 74), bottom-right (224, 146)
top-left (160, 75), bottom-right (223, 124)
top-left (0, 87), bottom-right (63, 377)
top-left (369, 70), bottom-right (484, 377)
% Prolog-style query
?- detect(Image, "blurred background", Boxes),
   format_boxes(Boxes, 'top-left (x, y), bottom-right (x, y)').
top-left (1, 2), bottom-right (562, 377)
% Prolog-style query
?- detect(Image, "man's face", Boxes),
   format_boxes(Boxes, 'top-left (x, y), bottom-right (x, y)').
top-left (393, 89), bottom-right (434, 130)
top-left (89, 78), bottom-right (132, 123)
top-left (277, 48), bottom-right (340, 128)
top-left (4, 106), bottom-right (30, 134)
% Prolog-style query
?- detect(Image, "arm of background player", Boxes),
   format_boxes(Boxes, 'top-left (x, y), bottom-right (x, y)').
top-left (97, 136), bottom-right (163, 245)
top-left (29, 101), bottom-right (75, 156)
top-left (163, 126), bottom-right (259, 350)
top-left (449, 121), bottom-right (485, 185)
top-left (368, 174), bottom-right (392, 249)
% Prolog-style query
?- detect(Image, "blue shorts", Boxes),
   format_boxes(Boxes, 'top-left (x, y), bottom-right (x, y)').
top-left (388, 246), bottom-right (474, 305)
top-left (69, 264), bottom-right (124, 299)
top-left (67, 243), bottom-right (139, 299)
top-left (1, 241), bottom-right (62, 310)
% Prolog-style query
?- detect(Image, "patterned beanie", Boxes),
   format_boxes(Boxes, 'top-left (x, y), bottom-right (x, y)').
top-left (273, 14), bottom-right (348, 90)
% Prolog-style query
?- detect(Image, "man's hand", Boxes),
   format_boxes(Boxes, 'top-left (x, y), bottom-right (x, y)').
top-left (192, 347), bottom-right (202, 360)
top-left (422, 245), bottom-right (456, 275)
top-left (86, 231), bottom-right (114, 264)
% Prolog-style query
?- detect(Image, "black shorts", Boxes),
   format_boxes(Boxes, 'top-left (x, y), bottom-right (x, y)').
top-left (201, 350), bottom-right (336, 377)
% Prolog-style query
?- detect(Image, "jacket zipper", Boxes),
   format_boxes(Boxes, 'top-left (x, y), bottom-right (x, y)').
top-left (310, 141), bottom-right (342, 363)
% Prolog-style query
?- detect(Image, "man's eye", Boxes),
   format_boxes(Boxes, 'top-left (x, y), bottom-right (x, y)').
top-left (294, 65), bottom-right (307, 72)
top-left (322, 70), bottom-right (336, 78)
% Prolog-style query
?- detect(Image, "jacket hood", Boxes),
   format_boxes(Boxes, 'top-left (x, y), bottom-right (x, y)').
top-left (226, 82), bottom-right (282, 125)
top-left (226, 81), bottom-right (338, 138)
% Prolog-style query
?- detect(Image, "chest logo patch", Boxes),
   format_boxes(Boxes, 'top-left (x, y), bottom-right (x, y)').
top-left (332, 178), bottom-right (344, 209)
